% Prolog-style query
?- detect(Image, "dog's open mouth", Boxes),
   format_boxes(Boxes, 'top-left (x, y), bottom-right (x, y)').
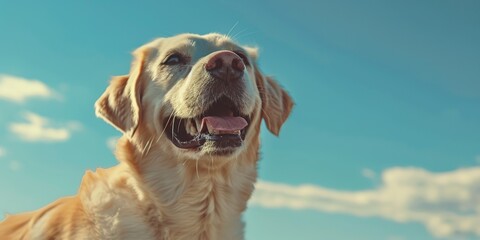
top-left (165, 97), bottom-right (250, 150)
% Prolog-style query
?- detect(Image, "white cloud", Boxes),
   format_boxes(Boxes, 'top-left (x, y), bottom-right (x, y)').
top-left (9, 160), bottom-right (21, 171)
top-left (0, 147), bottom-right (5, 157)
top-left (361, 168), bottom-right (376, 180)
top-left (387, 237), bottom-right (405, 240)
top-left (0, 74), bottom-right (58, 103)
top-left (251, 167), bottom-right (480, 238)
top-left (107, 136), bottom-right (120, 151)
top-left (65, 121), bottom-right (83, 131)
top-left (9, 112), bottom-right (82, 142)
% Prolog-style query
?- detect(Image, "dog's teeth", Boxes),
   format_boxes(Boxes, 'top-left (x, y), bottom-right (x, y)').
top-left (195, 118), bottom-right (203, 132)
top-left (207, 124), bottom-right (215, 134)
top-left (185, 119), bottom-right (197, 136)
top-left (207, 128), bottom-right (241, 135)
top-left (228, 130), bottom-right (241, 135)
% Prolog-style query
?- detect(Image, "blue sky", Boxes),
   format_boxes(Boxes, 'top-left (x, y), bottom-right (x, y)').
top-left (1, 1), bottom-right (480, 239)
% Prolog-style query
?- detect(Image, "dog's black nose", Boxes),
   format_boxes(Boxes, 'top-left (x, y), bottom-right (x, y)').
top-left (205, 51), bottom-right (245, 81)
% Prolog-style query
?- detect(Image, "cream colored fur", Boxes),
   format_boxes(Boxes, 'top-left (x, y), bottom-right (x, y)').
top-left (0, 33), bottom-right (293, 240)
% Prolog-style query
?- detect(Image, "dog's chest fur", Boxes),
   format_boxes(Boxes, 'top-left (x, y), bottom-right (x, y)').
top-left (79, 144), bottom-right (257, 240)
top-left (157, 170), bottom-right (255, 240)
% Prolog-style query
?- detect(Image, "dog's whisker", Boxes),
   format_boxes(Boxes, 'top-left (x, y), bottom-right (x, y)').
top-left (157, 111), bottom-right (175, 144)
top-left (226, 21), bottom-right (239, 39)
top-left (141, 137), bottom-right (150, 154)
top-left (172, 115), bottom-right (176, 135)
top-left (196, 158), bottom-right (200, 179)
top-left (176, 116), bottom-right (181, 132)
top-left (231, 28), bottom-right (248, 40)
top-left (235, 30), bottom-right (258, 40)
top-left (172, 115), bottom-right (176, 145)
top-left (142, 136), bottom-right (155, 157)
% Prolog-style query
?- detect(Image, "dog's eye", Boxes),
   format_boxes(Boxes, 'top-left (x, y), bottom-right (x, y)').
top-left (234, 51), bottom-right (250, 66)
top-left (163, 53), bottom-right (186, 65)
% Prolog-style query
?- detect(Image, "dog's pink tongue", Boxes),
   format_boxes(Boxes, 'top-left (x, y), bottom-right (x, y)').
top-left (202, 116), bottom-right (248, 133)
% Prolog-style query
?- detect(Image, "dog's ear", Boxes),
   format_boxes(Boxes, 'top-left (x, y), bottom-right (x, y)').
top-left (95, 49), bottom-right (148, 135)
top-left (255, 67), bottom-right (294, 136)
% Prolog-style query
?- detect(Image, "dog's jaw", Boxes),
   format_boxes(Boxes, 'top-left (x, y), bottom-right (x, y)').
top-left (109, 125), bottom-right (261, 240)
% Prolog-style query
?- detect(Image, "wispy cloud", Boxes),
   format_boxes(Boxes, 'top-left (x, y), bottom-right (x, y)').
top-left (0, 148), bottom-right (20, 172)
top-left (251, 167), bottom-right (480, 238)
top-left (9, 112), bottom-right (82, 142)
top-left (0, 74), bottom-right (58, 103)
top-left (387, 237), bottom-right (405, 240)
top-left (107, 136), bottom-right (120, 151)
top-left (0, 146), bottom-right (5, 157)
top-left (9, 160), bottom-right (21, 171)
top-left (361, 168), bottom-right (376, 180)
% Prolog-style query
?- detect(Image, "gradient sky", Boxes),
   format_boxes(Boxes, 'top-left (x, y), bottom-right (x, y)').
top-left (1, 1), bottom-right (480, 239)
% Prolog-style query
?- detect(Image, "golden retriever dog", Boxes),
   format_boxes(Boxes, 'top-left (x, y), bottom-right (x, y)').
top-left (0, 33), bottom-right (293, 240)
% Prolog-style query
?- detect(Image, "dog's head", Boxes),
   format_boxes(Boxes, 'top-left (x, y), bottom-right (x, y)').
top-left (95, 33), bottom-right (293, 163)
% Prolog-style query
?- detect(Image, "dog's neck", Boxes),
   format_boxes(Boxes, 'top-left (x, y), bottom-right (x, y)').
top-left (116, 136), bottom-right (259, 240)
